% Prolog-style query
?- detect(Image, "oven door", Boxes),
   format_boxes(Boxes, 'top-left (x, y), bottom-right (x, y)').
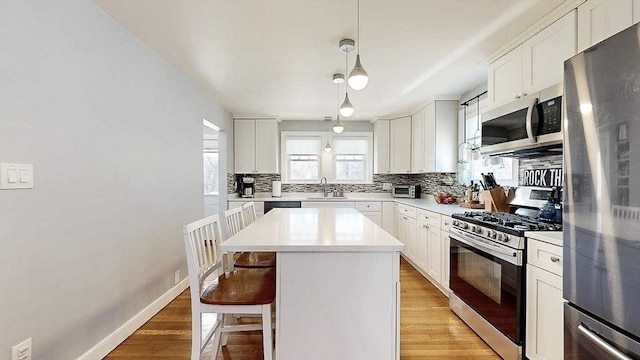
top-left (449, 228), bottom-right (525, 344)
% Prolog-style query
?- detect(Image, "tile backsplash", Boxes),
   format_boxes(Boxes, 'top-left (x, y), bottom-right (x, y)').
top-left (518, 155), bottom-right (563, 186)
top-left (228, 173), bottom-right (466, 197)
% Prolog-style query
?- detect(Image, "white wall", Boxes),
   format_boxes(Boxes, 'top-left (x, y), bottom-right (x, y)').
top-left (0, 1), bottom-right (232, 359)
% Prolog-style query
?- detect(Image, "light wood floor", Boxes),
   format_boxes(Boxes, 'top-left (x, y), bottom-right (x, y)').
top-left (105, 258), bottom-right (499, 359)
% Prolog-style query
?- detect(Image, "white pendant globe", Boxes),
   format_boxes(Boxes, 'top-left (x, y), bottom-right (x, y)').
top-left (339, 93), bottom-right (354, 117)
top-left (333, 122), bottom-right (344, 134)
top-left (348, 55), bottom-right (368, 90)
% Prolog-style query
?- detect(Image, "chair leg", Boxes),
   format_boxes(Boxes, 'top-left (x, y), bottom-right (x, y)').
top-left (221, 313), bottom-right (230, 346)
top-left (262, 303), bottom-right (273, 360)
top-left (191, 311), bottom-right (201, 360)
top-left (210, 317), bottom-right (223, 360)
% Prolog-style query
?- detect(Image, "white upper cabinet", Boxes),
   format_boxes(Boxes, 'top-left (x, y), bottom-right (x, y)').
top-left (411, 110), bottom-right (425, 173)
top-left (373, 120), bottom-right (390, 174)
top-left (522, 11), bottom-right (577, 95)
top-left (390, 116), bottom-right (412, 174)
top-left (433, 101), bottom-right (458, 173)
top-left (577, 0), bottom-right (637, 52)
top-left (234, 119), bottom-right (279, 174)
top-left (487, 47), bottom-right (524, 108)
top-left (410, 101), bottom-right (457, 173)
top-left (487, 10), bottom-right (577, 110)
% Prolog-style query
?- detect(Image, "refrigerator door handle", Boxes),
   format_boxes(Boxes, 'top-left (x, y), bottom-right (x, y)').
top-left (577, 324), bottom-right (633, 360)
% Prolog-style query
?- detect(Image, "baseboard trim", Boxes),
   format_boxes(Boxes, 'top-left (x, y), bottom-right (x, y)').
top-left (77, 278), bottom-right (190, 360)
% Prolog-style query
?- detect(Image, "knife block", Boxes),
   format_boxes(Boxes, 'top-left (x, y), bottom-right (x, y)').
top-left (483, 187), bottom-right (513, 213)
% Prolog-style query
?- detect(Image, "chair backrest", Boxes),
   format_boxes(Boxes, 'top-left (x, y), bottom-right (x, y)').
top-left (182, 214), bottom-right (224, 297)
top-left (223, 206), bottom-right (246, 237)
top-left (241, 201), bottom-right (258, 225)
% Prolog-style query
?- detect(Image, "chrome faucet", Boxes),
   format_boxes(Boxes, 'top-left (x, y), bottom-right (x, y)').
top-left (320, 177), bottom-right (328, 197)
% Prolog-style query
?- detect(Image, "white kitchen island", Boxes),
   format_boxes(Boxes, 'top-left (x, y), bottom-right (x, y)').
top-left (220, 207), bottom-right (404, 360)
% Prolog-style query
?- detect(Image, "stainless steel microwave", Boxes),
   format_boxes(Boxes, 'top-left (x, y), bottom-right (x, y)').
top-left (392, 185), bottom-right (421, 198)
top-left (481, 83), bottom-right (563, 157)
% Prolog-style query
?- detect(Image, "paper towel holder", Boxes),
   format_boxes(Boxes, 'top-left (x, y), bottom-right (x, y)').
top-left (272, 180), bottom-right (282, 198)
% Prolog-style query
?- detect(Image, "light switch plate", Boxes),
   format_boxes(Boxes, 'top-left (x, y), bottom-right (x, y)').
top-left (1, 163), bottom-right (34, 189)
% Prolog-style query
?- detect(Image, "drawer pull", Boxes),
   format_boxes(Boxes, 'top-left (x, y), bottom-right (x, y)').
top-left (423, 225), bottom-right (429, 229)
top-left (550, 256), bottom-right (560, 263)
top-left (444, 221), bottom-right (449, 225)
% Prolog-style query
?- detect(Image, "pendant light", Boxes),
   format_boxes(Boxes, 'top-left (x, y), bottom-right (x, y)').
top-left (339, 39), bottom-right (355, 118)
top-left (325, 140), bottom-right (332, 152)
top-left (333, 83), bottom-right (345, 133)
top-left (348, 0), bottom-right (368, 90)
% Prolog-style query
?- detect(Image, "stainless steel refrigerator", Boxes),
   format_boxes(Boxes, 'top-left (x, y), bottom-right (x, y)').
top-left (563, 23), bottom-right (640, 359)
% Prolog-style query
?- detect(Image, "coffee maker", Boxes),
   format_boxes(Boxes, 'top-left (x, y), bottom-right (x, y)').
top-left (238, 176), bottom-right (255, 198)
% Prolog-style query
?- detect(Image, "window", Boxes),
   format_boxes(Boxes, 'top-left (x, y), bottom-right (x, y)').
top-left (333, 137), bottom-right (368, 182)
top-left (281, 132), bottom-right (372, 183)
top-left (284, 136), bottom-right (322, 182)
top-left (203, 151), bottom-right (219, 195)
top-left (459, 95), bottom-right (518, 186)
top-left (289, 154), bottom-right (320, 181)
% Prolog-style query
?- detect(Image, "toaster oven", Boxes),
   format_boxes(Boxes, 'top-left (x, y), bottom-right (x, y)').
top-left (392, 185), bottom-right (421, 198)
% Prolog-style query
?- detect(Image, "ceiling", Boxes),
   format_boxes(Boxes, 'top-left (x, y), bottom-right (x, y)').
top-left (93, 0), bottom-right (567, 121)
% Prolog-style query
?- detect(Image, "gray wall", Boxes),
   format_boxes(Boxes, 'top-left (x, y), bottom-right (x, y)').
top-left (0, 2), bottom-right (232, 359)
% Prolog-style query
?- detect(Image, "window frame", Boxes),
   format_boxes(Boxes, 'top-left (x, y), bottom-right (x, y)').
top-left (203, 149), bottom-right (219, 196)
top-left (281, 131), bottom-right (373, 184)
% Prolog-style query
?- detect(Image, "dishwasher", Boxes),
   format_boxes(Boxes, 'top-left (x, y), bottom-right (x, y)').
top-left (263, 201), bottom-right (301, 213)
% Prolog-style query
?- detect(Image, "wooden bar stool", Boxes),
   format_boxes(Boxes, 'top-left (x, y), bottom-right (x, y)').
top-left (224, 206), bottom-right (276, 269)
top-left (182, 214), bottom-right (275, 360)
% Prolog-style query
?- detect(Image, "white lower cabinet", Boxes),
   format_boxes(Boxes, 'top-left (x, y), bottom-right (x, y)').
top-left (381, 202), bottom-right (395, 236)
top-left (441, 216), bottom-right (452, 292)
top-left (526, 238), bottom-right (564, 360)
top-left (398, 212), bottom-right (417, 261)
top-left (400, 204), bottom-right (451, 296)
top-left (425, 225), bottom-right (442, 283)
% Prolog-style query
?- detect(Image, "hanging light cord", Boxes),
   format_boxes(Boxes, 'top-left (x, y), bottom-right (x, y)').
top-left (344, 52), bottom-right (349, 95)
top-left (357, 0), bottom-right (360, 53)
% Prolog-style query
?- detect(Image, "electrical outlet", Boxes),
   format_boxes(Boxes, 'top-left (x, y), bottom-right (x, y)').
top-left (174, 270), bottom-right (180, 285)
top-left (382, 183), bottom-right (392, 190)
top-left (11, 338), bottom-right (31, 360)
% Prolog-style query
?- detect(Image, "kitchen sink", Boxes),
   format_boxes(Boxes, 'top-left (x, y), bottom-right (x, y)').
top-left (305, 196), bottom-right (349, 200)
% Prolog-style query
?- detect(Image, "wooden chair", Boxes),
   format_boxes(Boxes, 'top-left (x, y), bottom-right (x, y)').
top-left (224, 207), bottom-right (276, 269)
top-left (182, 214), bottom-right (275, 360)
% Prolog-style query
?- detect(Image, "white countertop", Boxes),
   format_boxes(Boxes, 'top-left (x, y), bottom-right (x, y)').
top-left (220, 208), bottom-right (404, 252)
top-left (228, 192), bottom-right (477, 217)
top-left (525, 231), bottom-right (563, 246)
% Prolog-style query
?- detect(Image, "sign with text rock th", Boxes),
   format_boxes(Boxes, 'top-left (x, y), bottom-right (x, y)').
top-left (522, 168), bottom-right (562, 187)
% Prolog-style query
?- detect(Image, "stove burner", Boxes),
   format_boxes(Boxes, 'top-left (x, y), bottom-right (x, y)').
top-left (456, 211), bottom-right (562, 232)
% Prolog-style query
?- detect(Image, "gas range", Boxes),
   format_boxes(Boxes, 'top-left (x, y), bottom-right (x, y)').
top-left (451, 211), bottom-right (562, 250)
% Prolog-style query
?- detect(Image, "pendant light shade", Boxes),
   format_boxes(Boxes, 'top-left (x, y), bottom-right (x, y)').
top-left (333, 115), bottom-right (345, 134)
top-left (324, 140), bottom-right (332, 152)
top-left (339, 93), bottom-right (354, 117)
top-left (348, 54), bottom-right (368, 90)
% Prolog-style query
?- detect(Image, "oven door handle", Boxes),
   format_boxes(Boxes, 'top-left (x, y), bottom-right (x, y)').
top-left (450, 229), bottom-right (521, 265)
top-left (577, 324), bottom-right (633, 360)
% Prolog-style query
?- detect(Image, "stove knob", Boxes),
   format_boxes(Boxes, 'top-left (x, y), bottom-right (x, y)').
top-left (497, 233), bottom-right (504, 241)
top-left (489, 230), bottom-right (497, 239)
top-left (502, 234), bottom-right (510, 242)
top-left (470, 225), bottom-right (477, 232)
top-left (475, 227), bottom-right (483, 235)
top-left (460, 222), bottom-right (468, 229)
top-left (452, 220), bottom-right (459, 226)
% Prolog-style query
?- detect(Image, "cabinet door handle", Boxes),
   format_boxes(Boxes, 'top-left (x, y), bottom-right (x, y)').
top-left (550, 256), bottom-right (560, 263)
top-left (423, 225), bottom-right (429, 229)
top-left (522, 92), bottom-right (527, 97)
top-left (403, 217), bottom-right (408, 220)
top-left (515, 94), bottom-right (521, 99)
top-left (444, 221), bottom-right (449, 225)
